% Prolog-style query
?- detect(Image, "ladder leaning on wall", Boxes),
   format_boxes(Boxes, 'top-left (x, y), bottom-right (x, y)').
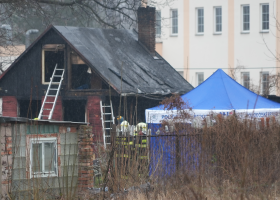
top-left (100, 100), bottom-right (115, 148)
top-left (38, 64), bottom-right (65, 120)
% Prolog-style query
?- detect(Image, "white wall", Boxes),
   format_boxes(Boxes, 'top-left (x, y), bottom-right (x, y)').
top-left (155, 0), bottom-right (184, 73)
top-left (156, 0), bottom-right (278, 94)
top-left (234, 0), bottom-right (277, 94)
top-left (189, 0), bottom-right (228, 86)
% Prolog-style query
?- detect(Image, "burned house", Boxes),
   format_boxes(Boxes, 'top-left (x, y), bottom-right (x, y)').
top-left (0, 7), bottom-right (193, 146)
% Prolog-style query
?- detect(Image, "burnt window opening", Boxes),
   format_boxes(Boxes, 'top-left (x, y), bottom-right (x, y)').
top-left (71, 64), bottom-right (91, 89)
top-left (63, 100), bottom-right (86, 122)
top-left (70, 51), bottom-right (108, 90)
top-left (18, 100), bottom-right (42, 119)
top-left (42, 44), bottom-right (65, 84)
top-left (71, 52), bottom-right (91, 89)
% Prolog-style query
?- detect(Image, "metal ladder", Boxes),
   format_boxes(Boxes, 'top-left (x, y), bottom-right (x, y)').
top-left (100, 100), bottom-right (115, 148)
top-left (38, 64), bottom-right (65, 120)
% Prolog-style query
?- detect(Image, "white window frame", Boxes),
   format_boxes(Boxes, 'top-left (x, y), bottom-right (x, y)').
top-left (170, 9), bottom-right (178, 36)
top-left (241, 72), bottom-right (250, 89)
top-left (260, 3), bottom-right (269, 33)
top-left (196, 72), bottom-right (204, 86)
top-left (156, 10), bottom-right (162, 37)
top-left (214, 7), bottom-right (222, 34)
top-left (241, 5), bottom-right (250, 33)
top-left (30, 137), bottom-right (58, 178)
top-left (261, 71), bottom-right (269, 95)
top-left (196, 8), bottom-right (204, 35)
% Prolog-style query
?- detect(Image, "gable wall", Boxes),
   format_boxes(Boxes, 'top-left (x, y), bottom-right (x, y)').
top-left (0, 29), bottom-right (66, 100)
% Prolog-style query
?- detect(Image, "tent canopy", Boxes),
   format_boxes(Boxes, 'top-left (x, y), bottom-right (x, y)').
top-left (146, 69), bottom-right (280, 123)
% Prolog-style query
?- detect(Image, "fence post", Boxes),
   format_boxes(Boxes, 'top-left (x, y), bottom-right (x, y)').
top-left (176, 134), bottom-right (180, 171)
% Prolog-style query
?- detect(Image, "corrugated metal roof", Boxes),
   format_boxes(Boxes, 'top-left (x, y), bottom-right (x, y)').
top-left (53, 26), bottom-right (193, 95)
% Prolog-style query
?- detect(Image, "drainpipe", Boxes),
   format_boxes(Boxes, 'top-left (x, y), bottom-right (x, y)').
top-left (25, 29), bottom-right (39, 48)
top-left (1, 24), bottom-right (12, 45)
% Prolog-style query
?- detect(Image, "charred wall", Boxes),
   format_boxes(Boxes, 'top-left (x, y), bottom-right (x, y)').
top-left (0, 29), bottom-right (66, 99)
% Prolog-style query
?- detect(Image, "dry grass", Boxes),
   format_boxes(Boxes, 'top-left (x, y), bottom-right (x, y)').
top-left (101, 94), bottom-right (280, 200)
top-left (7, 94), bottom-right (280, 200)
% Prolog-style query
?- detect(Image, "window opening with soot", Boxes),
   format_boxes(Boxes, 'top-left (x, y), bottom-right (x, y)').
top-left (70, 51), bottom-right (92, 89)
top-left (18, 100), bottom-right (41, 119)
top-left (63, 100), bottom-right (86, 122)
top-left (42, 44), bottom-right (65, 84)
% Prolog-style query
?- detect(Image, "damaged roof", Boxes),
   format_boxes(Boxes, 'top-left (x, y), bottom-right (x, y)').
top-left (53, 26), bottom-right (193, 95)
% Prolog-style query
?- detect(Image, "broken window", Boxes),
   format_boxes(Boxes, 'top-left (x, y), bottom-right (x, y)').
top-left (18, 100), bottom-right (41, 119)
top-left (70, 51), bottom-right (92, 89)
top-left (70, 51), bottom-right (105, 90)
top-left (30, 137), bottom-right (57, 178)
top-left (42, 44), bottom-right (65, 84)
top-left (63, 100), bottom-right (86, 122)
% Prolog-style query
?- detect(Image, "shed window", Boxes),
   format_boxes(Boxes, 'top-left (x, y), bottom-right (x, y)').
top-left (30, 138), bottom-right (57, 178)
top-left (42, 44), bottom-right (65, 84)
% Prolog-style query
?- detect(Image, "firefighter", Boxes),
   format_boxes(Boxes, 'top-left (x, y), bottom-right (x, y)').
top-left (117, 116), bottom-right (124, 124)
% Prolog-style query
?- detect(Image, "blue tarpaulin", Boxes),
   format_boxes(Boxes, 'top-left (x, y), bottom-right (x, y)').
top-left (146, 69), bottom-right (280, 177)
top-left (146, 69), bottom-right (280, 123)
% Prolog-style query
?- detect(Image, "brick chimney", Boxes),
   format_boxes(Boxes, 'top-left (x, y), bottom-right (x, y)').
top-left (137, 6), bottom-right (156, 55)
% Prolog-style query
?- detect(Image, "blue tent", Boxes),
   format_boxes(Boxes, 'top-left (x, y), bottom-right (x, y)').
top-left (146, 69), bottom-right (280, 123)
top-left (146, 69), bottom-right (280, 177)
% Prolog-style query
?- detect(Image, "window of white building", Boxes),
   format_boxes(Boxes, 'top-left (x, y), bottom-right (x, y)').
top-left (196, 72), bottom-right (204, 86)
top-left (261, 4), bottom-right (269, 32)
top-left (30, 137), bottom-right (57, 178)
top-left (261, 72), bottom-right (269, 95)
top-left (171, 9), bottom-right (178, 35)
top-left (242, 5), bottom-right (250, 32)
top-left (241, 72), bottom-right (250, 89)
top-left (214, 7), bottom-right (222, 33)
top-left (196, 8), bottom-right (204, 34)
top-left (156, 10), bottom-right (161, 37)
top-left (178, 71), bottom-right (184, 77)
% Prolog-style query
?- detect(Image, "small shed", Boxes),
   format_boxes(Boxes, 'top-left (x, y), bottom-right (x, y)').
top-left (0, 117), bottom-right (93, 199)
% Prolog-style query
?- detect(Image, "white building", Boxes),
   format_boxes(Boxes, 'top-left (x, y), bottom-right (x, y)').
top-left (153, 0), bottom-right (280, 95)
top-left (0, 45), bottom-right (25, 74)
